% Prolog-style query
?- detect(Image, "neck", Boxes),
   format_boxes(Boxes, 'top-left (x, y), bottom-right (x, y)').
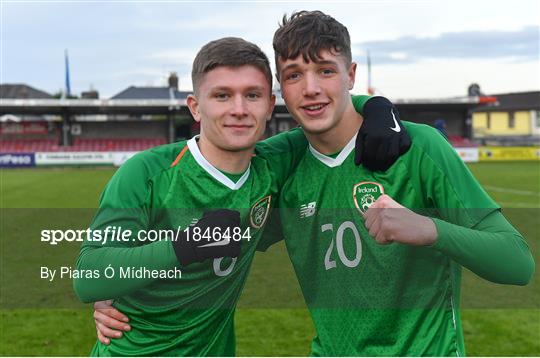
top-left (197, 136), bottom-right (253, 174)
top-left (305, 103), bottom-right (364, 155)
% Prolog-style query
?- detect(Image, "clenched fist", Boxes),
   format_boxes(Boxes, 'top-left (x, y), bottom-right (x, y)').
top-left (363, 194), bottom-right (438, 246)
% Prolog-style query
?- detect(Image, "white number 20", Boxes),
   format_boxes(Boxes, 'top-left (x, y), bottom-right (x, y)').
top-left (321, 221), bottom-right (362, 270)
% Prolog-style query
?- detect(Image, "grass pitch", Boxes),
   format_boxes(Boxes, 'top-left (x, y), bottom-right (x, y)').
top-left (0, 162), bottom-right (539, 356)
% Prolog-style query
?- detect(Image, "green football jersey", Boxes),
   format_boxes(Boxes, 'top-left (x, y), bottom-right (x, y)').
top-left (76, 137), bottom-right (283, 356)
top-left (277, 122), bottom-right (500, 356)
top-left (73, 94), bottom-right (386, 356)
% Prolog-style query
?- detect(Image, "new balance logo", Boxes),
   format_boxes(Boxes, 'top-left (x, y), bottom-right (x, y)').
top-left (300, 202), bottom-right (317, 218)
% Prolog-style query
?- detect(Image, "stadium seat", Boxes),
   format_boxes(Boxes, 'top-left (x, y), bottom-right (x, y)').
top-left (448, 135), bottom-right (477, 148)
top-left (1, 138), bottom-right (167, 152)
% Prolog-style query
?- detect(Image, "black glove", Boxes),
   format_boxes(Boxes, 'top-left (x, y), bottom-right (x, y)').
top-left (353, 96), bottom-right (411, 171)
top-left (172, 209), bottom-right (242, 267)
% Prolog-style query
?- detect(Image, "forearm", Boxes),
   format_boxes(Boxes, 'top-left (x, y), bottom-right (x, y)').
top-left (432, 210), bottom-right (535, 285)
top-left (73, 240), bottom-right (178, 302)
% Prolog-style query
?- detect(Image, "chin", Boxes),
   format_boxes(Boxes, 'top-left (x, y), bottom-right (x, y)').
top-left (299, 121), bottom-right (334, 135)
top-left (223, 140), bottom-right (257, 152)
top-left (295, 116), bottom-right (332, 132)
top-left (226, 145), bottom-right (255, 153)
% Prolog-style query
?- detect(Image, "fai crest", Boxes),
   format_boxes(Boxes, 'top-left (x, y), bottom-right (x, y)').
top-left (353, 181), bottom-right (384, 214)
top-left (250, 195), bottom-right (272, 229)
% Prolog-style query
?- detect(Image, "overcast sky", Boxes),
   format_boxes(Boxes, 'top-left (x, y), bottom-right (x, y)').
top-left (2, 0), bottom-right (539, 99)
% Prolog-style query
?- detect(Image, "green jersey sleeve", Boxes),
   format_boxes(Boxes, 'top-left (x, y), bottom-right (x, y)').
top-left (255, 127), bottom-right (308, 189)
top-left (73, 150), bottom-right (179, 303)
top-left (256, 208), bottom-right (284, 251)
top-left (254, 130), bottom-right (306, 251)
top-left (351, 94), bottom-right (371, 114)
top-left (407, 122), bottom-right (499, 226)
top-left (405, 122), bottom-right (534, 285)
top-left (432, 211), bottom-right (534, 285)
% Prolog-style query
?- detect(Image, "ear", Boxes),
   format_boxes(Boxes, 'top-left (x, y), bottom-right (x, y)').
top-left (267, 94), bottom-right (276, 121)
top-left (187, 94), bottom-right (201, 123)
top-left (347, 62), bottom-right (357, 90)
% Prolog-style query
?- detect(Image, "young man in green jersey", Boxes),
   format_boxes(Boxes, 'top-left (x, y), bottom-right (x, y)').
top-left (263, 10), bottom-right (533, 356)
top-left (92, 11), bottom-right (534, 356)
top-left (74, 37), bottom-right (282, 356)
top-left (77, 36), bottom-right (407, 355)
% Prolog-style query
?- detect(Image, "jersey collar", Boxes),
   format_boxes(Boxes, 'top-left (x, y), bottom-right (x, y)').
top-left (308, 133), bottom-right (356, 168)
top-left (187, 136), bottom-right (250, 190)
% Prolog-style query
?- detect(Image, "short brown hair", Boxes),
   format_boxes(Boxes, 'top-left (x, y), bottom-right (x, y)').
top-left (191, 37), bottom-right (273, 94)
top-left (273, 11), bottom-right (352, 79)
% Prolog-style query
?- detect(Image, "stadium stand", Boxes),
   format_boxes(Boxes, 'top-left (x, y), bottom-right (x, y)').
top-left (1, 138), bottom-right (167, 152)
top-left (448, 135), bottom-right (478, 147)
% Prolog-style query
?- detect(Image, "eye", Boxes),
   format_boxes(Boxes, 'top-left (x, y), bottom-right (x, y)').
top-left (321, 68), bottom-right (336, 76)
top-left (246, 92), bottom-right (262, 100)
top-left (284, 72), bottom-right (301, 81)
top-left (214, 92), bottom-right (229, 100)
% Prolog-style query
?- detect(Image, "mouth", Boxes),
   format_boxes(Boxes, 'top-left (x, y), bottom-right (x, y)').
top-left (300, 102), bottom-right (329, 116)
top-left (223, 124), bottom-right (254, 131)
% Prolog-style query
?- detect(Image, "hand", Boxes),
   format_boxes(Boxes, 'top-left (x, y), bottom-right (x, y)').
top-left (172, 209), bottom-right (242, 266)
top-left (352, 96), bottom-right (411, 171)
top-left (363, 195), bottom-right (437, 246)
top-left (94, 300), bottom-right (131, 345)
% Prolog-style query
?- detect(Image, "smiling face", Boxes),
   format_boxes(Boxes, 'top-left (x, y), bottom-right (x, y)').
top-left (187, 65), bottom-right (275, 153)
top-left (277, 50), bottom-right (357, 136)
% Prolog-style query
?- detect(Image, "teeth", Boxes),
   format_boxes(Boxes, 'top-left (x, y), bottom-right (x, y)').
top-left (305, 104), bottom-right (324, 110)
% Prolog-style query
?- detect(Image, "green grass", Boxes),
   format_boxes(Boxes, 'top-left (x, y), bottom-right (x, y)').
top-left (0, 163), bottom-right (539, 356)
top-left (0, 167), bottom-right (114, 208)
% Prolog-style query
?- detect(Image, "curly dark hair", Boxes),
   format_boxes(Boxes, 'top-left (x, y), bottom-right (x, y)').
top-left (273, 10), bottom-right (352, 79)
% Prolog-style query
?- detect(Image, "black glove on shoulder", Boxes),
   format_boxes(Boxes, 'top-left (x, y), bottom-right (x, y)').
top-left (354, 96), bottom-right (411, 171)
top-left (172, 209), bottom-right (242, 267)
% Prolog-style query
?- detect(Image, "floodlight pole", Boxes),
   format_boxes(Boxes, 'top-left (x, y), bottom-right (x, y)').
top-left (60, 108), bottom-right (72, 147)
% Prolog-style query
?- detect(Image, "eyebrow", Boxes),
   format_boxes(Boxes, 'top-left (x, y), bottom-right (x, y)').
top-left (244, 86), bottom-right (266, 92)
top-left (280, 60), bottom-right (339, 73)
top-left (209, 85), bottom-right (266, 92)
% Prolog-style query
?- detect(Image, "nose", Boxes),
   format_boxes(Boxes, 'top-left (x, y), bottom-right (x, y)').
top-left (302, 72), bottom-right (321, 97)
top-left (230, 94), bottom-right (248, 118)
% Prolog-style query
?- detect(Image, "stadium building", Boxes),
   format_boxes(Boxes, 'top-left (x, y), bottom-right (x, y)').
top-left (471, 91), bottom-right (540, 146)
top-left (1, 79), bottom-right (539, 167)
